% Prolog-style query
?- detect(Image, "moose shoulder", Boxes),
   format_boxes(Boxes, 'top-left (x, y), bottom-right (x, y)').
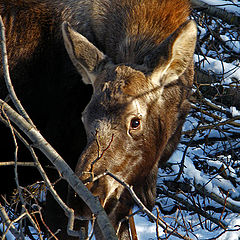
top-left (62, 0), bottom-right (197, 239)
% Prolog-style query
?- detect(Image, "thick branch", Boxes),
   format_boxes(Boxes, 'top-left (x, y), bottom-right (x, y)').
top-left (190, 0), bottom-right (240, 26)
top-left (195, 184), bottom-right (240, 214)
top-left (0, 202), bottom-right (21, 239)
top-left (0, 99), bottom-right (117, 240)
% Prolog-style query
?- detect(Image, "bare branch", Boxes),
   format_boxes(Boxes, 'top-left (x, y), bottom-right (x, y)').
top-left (195, 184), bottom-right (240, 214)
top-left (0, 16), bottom-right (35, 127)
top-left (190, 0), bottom-right (240, 26)
top-left (0, 99), bottom-right (117, 240)
top-left (0, 161), bottom-right (36, 167)
top-left (0, 202), bottom-right (21, 239)
top-left (106, 171), bottom-right (192, 240)
top-left (157, 186), bottom-right (227, 229)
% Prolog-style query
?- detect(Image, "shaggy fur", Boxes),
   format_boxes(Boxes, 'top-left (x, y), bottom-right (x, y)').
top-left (0, 0), bottom-right (195, 239)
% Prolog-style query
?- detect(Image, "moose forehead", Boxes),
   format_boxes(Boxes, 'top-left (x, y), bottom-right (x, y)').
top-left (94, 65), bottom-right (156, 101)
top-left (83, 65), bottom-right (159, 123)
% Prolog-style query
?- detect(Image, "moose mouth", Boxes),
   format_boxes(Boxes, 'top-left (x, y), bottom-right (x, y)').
top-left (70, 170), bottom-right (127, 220)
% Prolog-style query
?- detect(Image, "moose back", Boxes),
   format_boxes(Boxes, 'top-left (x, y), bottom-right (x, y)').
top-left (0, 0), bottom-right (197, 239)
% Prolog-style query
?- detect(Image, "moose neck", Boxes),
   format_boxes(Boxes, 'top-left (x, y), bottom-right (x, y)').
top-left (59, 0), bottom-right (190, 66)
top-left (91, 0), bottom-right (190, 65)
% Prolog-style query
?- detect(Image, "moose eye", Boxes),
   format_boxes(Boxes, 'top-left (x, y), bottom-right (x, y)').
top-left (130, 118), bottom-right (141, 129)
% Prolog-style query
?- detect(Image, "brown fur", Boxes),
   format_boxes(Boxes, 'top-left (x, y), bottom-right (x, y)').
top-left (1, 0), bottom-right (53, 66)
top-left (63, 1), bottom-right (195, 239)
top-left (127, 0), bottom-right (190, 42)
top-left (90, 0), bottom-right (190, 64)
top-left (0, 0), bottom-right (195, 239)
top-left (0, 1), bottom-right (89, 239)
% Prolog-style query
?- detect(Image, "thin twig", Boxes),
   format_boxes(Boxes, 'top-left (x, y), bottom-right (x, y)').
top-left (195, 184), bottom-right (240, 214)
top-left (0, 16), bottom-right (35, 127)
top-left (190, 0), bottom-right (240, 26)
top-left (106, 171), bottom-right (192, 240)
top-left (22, 204), bottom-right (44, 240)
top-left (156, 207), bottom-right (161, 239)
top-left (158, 186), bottom-right (227, 229)
top-left (175, 122), bottom-right (200, 182)
top-left (2, 103), bottom-right (27, 240)
top-left (0, 161), bottom-right (36, 167)
top-left (0, 202), bottom-right (21, 239)
top-left (90, 133), bottom-right (114, 171)
top-left (0, 99), bottom-right (117, 240)
top-left (129, 208), bottom-right (138, 240)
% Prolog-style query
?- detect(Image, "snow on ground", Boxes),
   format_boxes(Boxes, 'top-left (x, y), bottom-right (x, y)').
top-left (134, 211), bottom-right (240, 240)
top-left (220, 35), bottom-right (240, 54)
top-left (230, 106), bottom-right (240, 117)
top-left (134, 213), bottom-right (157, 240)
top-left (132, 149), bottom-right (240, 240)
top-left (158, 149), bottom-right (239, 200)
top-left (194, 55), bottom-right (240, 85)
top-left (133, 23), bottom-right (240, 237)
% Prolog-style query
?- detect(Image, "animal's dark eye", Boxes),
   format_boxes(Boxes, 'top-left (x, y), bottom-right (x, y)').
top-left (130, 118), bottom-right (141, 129)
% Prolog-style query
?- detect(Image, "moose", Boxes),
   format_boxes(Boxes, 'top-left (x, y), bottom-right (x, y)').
top-left (0, 0), bottom-right (197, 239)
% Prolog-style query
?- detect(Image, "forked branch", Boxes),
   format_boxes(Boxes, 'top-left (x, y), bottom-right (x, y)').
top-left (0, 16), bottom-right (117, 240)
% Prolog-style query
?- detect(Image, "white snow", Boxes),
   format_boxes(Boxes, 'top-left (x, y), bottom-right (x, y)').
top-left (218, 214), bottom-right (240, 240)
top-left (133, 147), bottom-right (240, 239)
top-left (0, 224), bottom-right (15, 240)
top-left (220, 35), bottom-right (240, 54)
top-left (194, 54), bottom-right (240, 85)
top-left (230, 106), bottom-right (240, 117)
top-left (134, 213), bottom-right (157, 239)
top-left (201, 0), bottom-right (240, 16)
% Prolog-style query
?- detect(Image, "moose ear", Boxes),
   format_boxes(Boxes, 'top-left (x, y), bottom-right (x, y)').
top-left (62, 21), bottom-right (106, 85)
top-left (146, 20), bottom-right (197, 86)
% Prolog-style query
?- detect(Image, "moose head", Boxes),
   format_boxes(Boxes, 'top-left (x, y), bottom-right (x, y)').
top-left (62, 16), bottom-right (196, 239)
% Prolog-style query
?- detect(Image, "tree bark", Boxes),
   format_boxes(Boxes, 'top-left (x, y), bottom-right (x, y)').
top-left (0, 99), bottom-right (117, 240)
top-left (190, 0), bottom-right (240, 26)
